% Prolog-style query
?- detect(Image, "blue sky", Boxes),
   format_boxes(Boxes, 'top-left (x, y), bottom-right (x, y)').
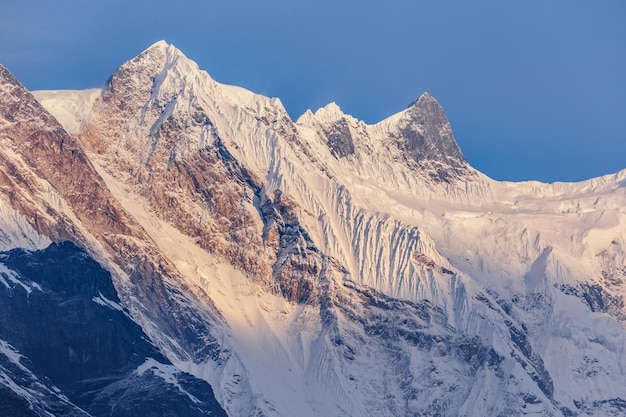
top-left (1, 0), bottom-right (624, 182)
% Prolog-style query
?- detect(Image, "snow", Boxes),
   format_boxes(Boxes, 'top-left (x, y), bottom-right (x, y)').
top-left (89, 155), bottom-right (335, 417)
top-left (0, 339), bottom-right (28, 372)
top-left (0, 262), bottom-right (42, 295)
top-left (199, 70), bottom-right (626, 413)
top-left (91, 292), bottom-right (134, 321)
top-left (0, 339), bottom-right (76, 417)
top-left (32, 88), bottom-right (101, 134)
top-left (0, 197), bottom-right (52, 251)
top-left (28, 41), bottom-right (626, 416)
top-left (297, 102), bottom-right (346, 125)
top-left (135, 357), bottom-right (202, 404)
top-left (142, 39), bottom-right (170, 53)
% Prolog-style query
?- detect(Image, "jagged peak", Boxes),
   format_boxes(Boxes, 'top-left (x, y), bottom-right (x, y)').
top-left (319, 101), bottom-right (342, 114)
top-left (364, 92), bottom-right (442, 131)
top-left (297, 101), bottom-right (352, 126)
top-left (301, 93), bottom-right (442, 128)
top-left (408, 91), bottom-right (436, 108)
top-left (372, 92), bottom-right (441, 131)
top-left (403, 92), bottom-right (446, 119)
top-left (120, 39), bottom-right (200, 79)
top-left (396, 91), bottom-right (468, 180)
top-left (142, 39), bottom-right (170, 53)
top-left (314, 102), bottom-right (346, 123)
top-left (105, 39), bottom-right (206, 106)
top-left (140, 39), bottom-right (187, 60)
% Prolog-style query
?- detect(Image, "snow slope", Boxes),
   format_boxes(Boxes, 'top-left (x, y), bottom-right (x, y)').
top-left (32, 89), bottom-right (101, 134)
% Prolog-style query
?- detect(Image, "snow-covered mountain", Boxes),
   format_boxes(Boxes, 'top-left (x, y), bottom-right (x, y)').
top-left (1, 40), bottom-right (625, 416)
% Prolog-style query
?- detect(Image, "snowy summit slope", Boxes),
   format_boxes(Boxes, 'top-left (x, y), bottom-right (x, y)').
top-left (3, 40), bottom-right (623, 416)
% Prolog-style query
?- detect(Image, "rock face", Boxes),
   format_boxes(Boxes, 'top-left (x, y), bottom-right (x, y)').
top-left (0, 65), bottom-right (134, 241)
top-left (394, 93), bottom-right (468, 182)
top-left (322, 117), bottom-right (356, 159)
top-left (0, 60), bottom-right (226, 373)
top-left (0, 41), bottom-right (625, 417)
top-left (0, 242), bottom-right (227, 417)
top-left (0, 339), bottom-right (91, 417)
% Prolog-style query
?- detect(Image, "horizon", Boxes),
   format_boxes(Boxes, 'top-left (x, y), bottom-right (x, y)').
top-left (1, 0), bottom-right (624, 183)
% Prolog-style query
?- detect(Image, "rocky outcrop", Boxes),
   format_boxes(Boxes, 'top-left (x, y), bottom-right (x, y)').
top-left (0, 62), bottom-right (226, 367)
top-left (0, 65), bottom-right (135, 240)
top-left (0, 242), bottom-right (227, 417)
top-left (392, 93), bottom-right (469, 182)
top-left (322, 118), bottom-right (356, 159)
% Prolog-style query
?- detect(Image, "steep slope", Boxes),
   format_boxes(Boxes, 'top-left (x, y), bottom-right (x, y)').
top-left (0, 64), bottom-right (231, 415)
top-left (0, 61), bottom-right (229, 367)
top-left (0, 241), bottom-right (227, 417)
top-left (13, 40), bottom-right (626, 417)
top-left (0, 339), bottom-right (90, 417)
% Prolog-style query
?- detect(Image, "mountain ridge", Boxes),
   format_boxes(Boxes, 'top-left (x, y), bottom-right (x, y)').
top-left (1, 41), bottom-right (625, 416)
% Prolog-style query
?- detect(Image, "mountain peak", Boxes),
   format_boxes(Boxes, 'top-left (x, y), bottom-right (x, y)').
top-left (144, 39), bottom-right (170, 51)
top-left (142, 39), bottom-right (172, 53)
top-left (135, 39), bottom-right (190, 67)
top-left (393, 91), bottom-right (468, 182)
top-left (313, 101), bottom-right (346, 123)
top-left (140, 39), bottom-right (189, 62)
top-left (5, 41), bottom-right (626, 417)
top-left (407, 91), bottom-right (435, 109)
top-left (297, 101), bottom-right (349, 127)
top-left (101, 39), bottom-right (204, 121)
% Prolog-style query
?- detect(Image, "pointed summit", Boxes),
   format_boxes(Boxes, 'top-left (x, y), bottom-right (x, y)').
top-left (131, 39), bottom-right (192, 71)
top-left (100, 39), bottom-right (205, 126)
top-left (143, 39), bottom-right (170, 52)
top-left (394, 92), bottom-right (468, 182)
top-left (138, 39), bottom-right (190, 64)
top-left (313, 102), bottom-right (346, 124)
top-left (406, 91), bottom-right (436, 109)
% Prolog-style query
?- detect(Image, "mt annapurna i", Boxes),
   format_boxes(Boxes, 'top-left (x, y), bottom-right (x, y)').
top-left (0, 40), bottom-right (625, 417)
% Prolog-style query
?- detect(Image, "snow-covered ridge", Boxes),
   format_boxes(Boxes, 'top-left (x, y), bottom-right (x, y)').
top-left (32, 42), bottom-right (625, 201)
top-left (13, 40), bottom-right (626, 417)
top-left (296, 102), bottom-right (350, 125)
top-left (33, 40), bottom-right (626, 307)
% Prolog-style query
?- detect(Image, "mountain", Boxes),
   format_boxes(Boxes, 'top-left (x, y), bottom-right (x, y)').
top-left (0, 63), bottom-right (226, 417)
top-left (0, 242), bottom-right (227, 417)
top-left (1, 40), bottom-right (625, 416)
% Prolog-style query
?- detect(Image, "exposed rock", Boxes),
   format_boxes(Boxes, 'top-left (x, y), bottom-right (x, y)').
top-left (392, 93), bottom-right (469, 182)
top-left (0, 242), bottom-right (227, 417)
top-left (322, 118), bottom-right (356, 159)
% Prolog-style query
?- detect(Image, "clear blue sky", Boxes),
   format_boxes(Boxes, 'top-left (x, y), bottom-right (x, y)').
top-left (1, 0), bottom-right (624, 182)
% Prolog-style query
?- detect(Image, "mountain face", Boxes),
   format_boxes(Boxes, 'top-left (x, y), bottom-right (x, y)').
top-left (1, 41), bottom-right (625, 416)
top-left (0, 242), bottom-right (227, 417)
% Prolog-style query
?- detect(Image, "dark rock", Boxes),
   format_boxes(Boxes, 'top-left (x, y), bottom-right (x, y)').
top-left (322, 118), bottom-right (356, 159)
top-left (0, 242), bottom-right (227, 417)
top-left (394, 93), bottom-right (469, 182)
